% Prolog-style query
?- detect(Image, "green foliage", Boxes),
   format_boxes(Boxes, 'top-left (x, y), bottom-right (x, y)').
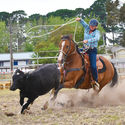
top-left (10, 10), bottom-right (27, 24)
top-left (0, 12), bottom-right (10, 25)
top-left (119, 31), bottom-right (125, 47)
top-left (120, 4), bottom-right (125, 23)
top-left (47, 9), bottom-right (75, 18)
top-left (47, 16), bottom-right (65, 25)
top-left (90, 0), bottom-right (107, 24)
top-left (34, 41), bottom-right (58, 64)
top-left (106, 0), bottom-right (124, 45)
top-left (98, 47), bottom-right (106, 54)
top-left (0, 0), bottom-right (124, 57)
top-left (22, 42), bottom-right (34, 52)
top-left (0, 21), bottom-right (9, 53)
top-left (29, 14), bottom-right (42, 22)
top-left (0, 0), bottom-right (108, 55)
top-left (106, 0), bottom-right (120, 31)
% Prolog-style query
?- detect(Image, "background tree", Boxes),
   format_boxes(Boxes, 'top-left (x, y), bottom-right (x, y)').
top-left (2, 0), bottom-right (124, 55)
top-left (106, 0), bottom-right (120, 44)
top-left (0, 12), bottom-right (10, 25)
top-left (47, 9), bottom-right (75, 18)
top-left (118, 3), bottom-right (125, 46)
top-left (9, 10), bottom-right (27, 52)
top-left (75, 8), bottom-right (85, 17)
top-left (90, 0), bottom-right (107, 25)
top-left (0, 21), bottom-right (9, 53)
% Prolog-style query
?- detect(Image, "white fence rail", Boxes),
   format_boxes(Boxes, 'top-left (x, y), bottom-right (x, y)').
top-left (0, 52), bottom-right (125, 83)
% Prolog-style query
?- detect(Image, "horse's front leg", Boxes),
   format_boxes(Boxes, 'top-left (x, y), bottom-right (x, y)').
top-left (42, 84), bottom-right (64, 110)
top-left (91, 86), bottom-right (102, 100)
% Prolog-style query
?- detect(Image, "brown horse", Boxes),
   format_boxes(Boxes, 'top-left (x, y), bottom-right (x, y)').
top-left (55, 35), bottom-right (118, 94)
top-left (43, 35), bottom-right (118, 109)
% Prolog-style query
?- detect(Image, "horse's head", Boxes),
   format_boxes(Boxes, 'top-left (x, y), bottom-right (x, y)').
top-left (58, 35), bottom-right (76, 65)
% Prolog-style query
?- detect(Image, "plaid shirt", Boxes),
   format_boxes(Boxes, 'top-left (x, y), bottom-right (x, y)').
top-left (79, 19), bottom-right (100, 49)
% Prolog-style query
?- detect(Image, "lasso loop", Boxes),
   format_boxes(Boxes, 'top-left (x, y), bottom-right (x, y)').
top-left (26, 17), bottom-right (89, 52)
top-left (27, 18), bottom-right (76, 39)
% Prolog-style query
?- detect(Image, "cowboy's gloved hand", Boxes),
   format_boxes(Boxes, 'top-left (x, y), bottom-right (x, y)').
top-left (83, 40), bottom-right (88, 44)
top-left (76, 17), bottom-right (81, 21)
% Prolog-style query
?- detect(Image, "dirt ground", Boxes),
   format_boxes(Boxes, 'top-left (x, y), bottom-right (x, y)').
top-left (0, 80), bottom-right (125, 125)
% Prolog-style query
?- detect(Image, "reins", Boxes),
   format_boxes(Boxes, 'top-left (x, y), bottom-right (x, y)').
top-left (59, 39), bottom-right (85, 88)
top-left (59, 37), bottom-right (85, 82)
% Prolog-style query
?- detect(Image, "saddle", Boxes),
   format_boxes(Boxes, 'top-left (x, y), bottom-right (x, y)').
top-left (74, 53), bottom-right (106, 89)
top-left (83, 54), bottom-right (106, 73)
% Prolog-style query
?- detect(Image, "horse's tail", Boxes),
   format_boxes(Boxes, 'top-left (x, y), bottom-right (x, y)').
top-left (110, 62), bottom-right (118, 87)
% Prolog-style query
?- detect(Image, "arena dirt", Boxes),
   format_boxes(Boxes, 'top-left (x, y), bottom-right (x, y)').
top-left (0, 80), bottom-right (125, 125)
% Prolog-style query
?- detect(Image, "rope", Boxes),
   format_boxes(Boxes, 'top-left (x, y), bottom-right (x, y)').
top-left (27, 18), bottom-right (76, 39)
top-left (27, 17), bottom-right (76, 33)
top-left (26, 17), bottom-right (89, 53)
top-left (73, 20), bottom-right (78, 43)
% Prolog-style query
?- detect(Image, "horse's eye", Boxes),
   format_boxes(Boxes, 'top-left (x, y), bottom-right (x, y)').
top-left (66, 46), bottom-right (69, 49)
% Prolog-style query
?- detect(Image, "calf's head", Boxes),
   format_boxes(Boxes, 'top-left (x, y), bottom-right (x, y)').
top-left (10, 69), bottom-right (25, 91)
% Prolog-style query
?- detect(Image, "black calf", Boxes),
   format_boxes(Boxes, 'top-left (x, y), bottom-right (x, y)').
top-left (10, 64), bottom-right (60, 113)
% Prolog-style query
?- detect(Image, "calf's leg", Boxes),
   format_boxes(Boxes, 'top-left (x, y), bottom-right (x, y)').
top-left (21, 97), bottom-right (36, 114)
top-left (20, 94), bottom-right (24, 106)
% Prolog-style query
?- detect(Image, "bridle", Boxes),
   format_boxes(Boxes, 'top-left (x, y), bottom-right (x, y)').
top-left (58, 36), bottom-right (85, 86)
top-left (59, 37), bottom-right (76, 65)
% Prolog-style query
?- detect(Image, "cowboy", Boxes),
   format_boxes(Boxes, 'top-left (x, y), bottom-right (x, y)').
top-left (76, 17), bottom-right (100, 90)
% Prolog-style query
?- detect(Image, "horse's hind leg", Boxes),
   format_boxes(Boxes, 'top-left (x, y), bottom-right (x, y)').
top-left (42, 84), bottom-right (64, 110)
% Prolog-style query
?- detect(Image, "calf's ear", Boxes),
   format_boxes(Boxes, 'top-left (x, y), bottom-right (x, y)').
top-left (15, 69), bottom-right (20, 74)
top-left (15, 69), bottom-right (24, 75)
top-left (19, 70), bottom-right (24, 75)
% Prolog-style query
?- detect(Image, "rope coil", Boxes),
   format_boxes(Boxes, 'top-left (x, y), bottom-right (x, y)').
top-left (26, 18), bottom-right (89, 53)
top-left (27, 18), bottom-right (76, 39)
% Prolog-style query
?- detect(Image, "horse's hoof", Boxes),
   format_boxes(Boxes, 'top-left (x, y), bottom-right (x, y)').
top-left (27, 107), bottom-right (30, 110)
top-left (41, 106), bottom-right (48, 110)
top-left (95, 82), bottom-right (100, 88)
top-left (42, 102), bottom-right (48, 110)
top-left (94, 82), bottom-right (100, 92)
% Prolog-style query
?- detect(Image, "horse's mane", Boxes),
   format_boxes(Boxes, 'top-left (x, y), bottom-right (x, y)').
top-left (73, 41), bottom-right (85, 67)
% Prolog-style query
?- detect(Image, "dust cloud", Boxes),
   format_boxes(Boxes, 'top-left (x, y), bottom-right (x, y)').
top-left (50, 80), bottom-right (125, 109)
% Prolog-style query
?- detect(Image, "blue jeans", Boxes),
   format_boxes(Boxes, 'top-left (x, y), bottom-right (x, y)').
top-left (86, 48), bottom-right (98, 82)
